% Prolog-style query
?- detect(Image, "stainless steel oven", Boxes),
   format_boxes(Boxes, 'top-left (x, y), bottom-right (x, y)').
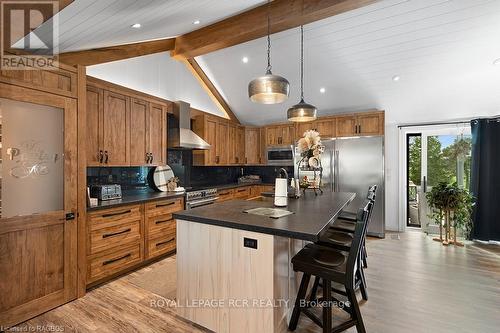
top-left (185, 188), bottom-right (218, 209)
top-left (266, 146), bottom-right (294, 166)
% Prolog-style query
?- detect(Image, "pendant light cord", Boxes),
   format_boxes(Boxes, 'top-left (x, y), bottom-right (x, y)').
top-left (300, 25), bottom-right (304, 101)
top-left (266, 0), bottom-right (272, 73)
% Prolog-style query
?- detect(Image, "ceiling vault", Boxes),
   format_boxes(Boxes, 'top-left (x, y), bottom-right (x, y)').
top-left (181, 57), bottom-right (240, 124)
top-left (55, 0), bottom-right (381, 123)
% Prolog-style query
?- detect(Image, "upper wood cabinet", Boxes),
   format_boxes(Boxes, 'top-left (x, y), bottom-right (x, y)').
top-left (147, 103), bottom-right (167, 166)
top-left (102, 90), bottom-right (130, 166)
top-left (357, 112), bottom-right (384, 136)
top-left (216, 121), bottom-right (229, 165)
top-left (228, 123), bottom-right (237, 164)
top-left (315, 118), bottom-right (336, 138)
top-left (265, 124), bottom-right (296, 146)
top-left (86, 79), bottom-right (168, 167)
top-left (86, 85), bottom-right (103, 166)
top-left (296, 121), bottom-right (315, 140)
top-left (245, 127), bottom-right (261, 165)
top-left (130, 100), bottom-right (167, 166)
top-left (336, 111), bottom-right (384, 137)
top-left (236, 126), bottom-right (245, 164)
top-left (193, 114), bottom-right (230, 166)
top-left (130, 98), bottom-right (148, 165)
top-left (296, 118), bottom-right (336, 140)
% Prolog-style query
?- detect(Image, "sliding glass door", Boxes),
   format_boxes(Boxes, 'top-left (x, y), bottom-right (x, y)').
top-left (404, 124), bottom-right (471, 231)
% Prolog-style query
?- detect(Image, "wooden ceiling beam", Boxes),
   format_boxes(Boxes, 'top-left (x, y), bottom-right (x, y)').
top-left (58, 38), bottom-right (176, 66)
top-left (172, 0), bottom-right (380, 59)
top-left (181, 57), bottom-right (240, 124)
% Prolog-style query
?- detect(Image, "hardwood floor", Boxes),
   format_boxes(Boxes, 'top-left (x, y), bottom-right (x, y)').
top-left (9, 231), bottom-right (500, 333)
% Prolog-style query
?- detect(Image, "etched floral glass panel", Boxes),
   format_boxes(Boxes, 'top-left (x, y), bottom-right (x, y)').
top-left (0, 98), bottom-right (64, 218)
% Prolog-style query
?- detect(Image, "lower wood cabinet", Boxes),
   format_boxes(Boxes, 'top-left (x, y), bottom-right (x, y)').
top-left (233, 187), bottom-right (250, 199)
top-left (217, 188), bottom-right (235, 202)
top-left (86, 197), bottom-right (184, 286)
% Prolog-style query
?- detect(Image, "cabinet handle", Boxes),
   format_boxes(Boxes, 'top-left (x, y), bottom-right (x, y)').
top-left (99, 150), bottom-right (104, 163)
top-left (156, 237), bottom-right (175, 247)
top-left (358, 125), bottom-right (362, 133)
top-left (104, 151), bottom-right (109, 164)
top-left (235, 157), bottom-right (239, 164)
top-left (216, 156), bottom-right (220, 164)
top-left (237, 189), bottom-right (246, 193)
top-left (245, 157), bottom-right (248, 164)
top-left (102, 253), bottom-right (131, 266)
top-left (145, 153), bottom-right (149, 163)
top-left (156, 201), bottom-right (175, 208)
top-left (151, 153), bottom-right (154, 163)
top-left (102, 228), bottom-right (131, 239)
top-left (102, 209), bottom-right (132, 218)
top-left (155, 218), bottom-right (173, 225)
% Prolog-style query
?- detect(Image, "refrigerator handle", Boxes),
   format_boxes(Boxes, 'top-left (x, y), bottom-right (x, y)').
top-left (329, 149), bottom-right (334, 192)
top-left (334, 150), bottom-right (340, 192)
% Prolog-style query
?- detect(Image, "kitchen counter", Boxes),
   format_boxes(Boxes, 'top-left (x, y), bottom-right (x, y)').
top-left (192, 182), bottom-right (274, 191)
top-left (87, 189), bottom-right (185, 211)
top-left (87, 183), bottom-right (274, 211)
top-left (174, 191), bottom-right (355, 242)
top-left (175, 191), bottom-right (356, 333)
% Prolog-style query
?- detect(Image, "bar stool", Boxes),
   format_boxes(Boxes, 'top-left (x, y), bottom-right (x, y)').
top-left (331, 185), bottom-right (377, 270)
top-left (289, 202), bottom-right (372, 333)
top-left (311, 198), bottom-right (375, 301)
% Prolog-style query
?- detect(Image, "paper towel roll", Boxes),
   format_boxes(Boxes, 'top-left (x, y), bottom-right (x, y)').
top-left (274, 178), bottom-right (288, 207)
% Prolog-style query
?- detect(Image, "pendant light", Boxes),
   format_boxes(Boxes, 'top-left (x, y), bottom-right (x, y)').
top-left (248, 0), bottom-right (289, 104)
top-left (287, 25), bottom-right (317, 122)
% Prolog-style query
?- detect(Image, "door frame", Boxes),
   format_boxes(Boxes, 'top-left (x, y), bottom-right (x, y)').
top-left (0, 82), bottom-right (79, 327)
top-left (398, 123), bottom-right (471, 232)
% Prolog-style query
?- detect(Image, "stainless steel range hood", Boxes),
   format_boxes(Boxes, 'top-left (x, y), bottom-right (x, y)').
top-left (168, 101), bottom-right (211, 150)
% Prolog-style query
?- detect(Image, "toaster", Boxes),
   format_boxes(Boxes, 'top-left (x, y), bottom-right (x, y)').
top-left (90, 184), bottom-right (122, 201)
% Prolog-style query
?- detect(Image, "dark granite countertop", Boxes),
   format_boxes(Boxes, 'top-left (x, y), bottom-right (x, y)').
top-left (193, 182), bottom-right (274, 191)
top-left (87, 189), bottom-right (185, 211)
top-left (86, 183), bottom-right (275, 211)
top-left (173, 191), bottom-right (356, 241)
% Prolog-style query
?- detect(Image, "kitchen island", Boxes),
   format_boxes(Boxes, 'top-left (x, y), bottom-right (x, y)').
top-left (173, 192), bottom-right (355, 333)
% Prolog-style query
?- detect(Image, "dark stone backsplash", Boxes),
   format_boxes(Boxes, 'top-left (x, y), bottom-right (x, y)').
top-left (87, 151), bottom-right (294, 189)
top-left (87, 167), bottom-right (152, 190)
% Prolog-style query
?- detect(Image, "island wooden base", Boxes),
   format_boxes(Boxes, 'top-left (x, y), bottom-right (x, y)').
top-left (176, 219), bottom-right (305, 333)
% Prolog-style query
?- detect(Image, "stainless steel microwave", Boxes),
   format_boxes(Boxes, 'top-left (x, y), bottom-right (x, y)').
top-left (266, 146), bottom-right (294, 166)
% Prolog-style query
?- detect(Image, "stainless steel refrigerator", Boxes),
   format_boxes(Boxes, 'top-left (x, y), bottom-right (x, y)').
top-left (295, 136), bottom-right (385, 238)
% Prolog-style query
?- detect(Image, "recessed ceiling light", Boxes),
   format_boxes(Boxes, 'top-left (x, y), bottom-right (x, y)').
top-left (319, 87), bottom-right (326, 94)
top-left (242, 57), bottom-right (249, 63)
top-left (131, 23), bottom-right (141, 29)
top-left (392, 75), bottom-right (401, 82)
top-left (193, 20), bottom-right (201, 25)
top-left (493, 58), bottom-right (500, 66)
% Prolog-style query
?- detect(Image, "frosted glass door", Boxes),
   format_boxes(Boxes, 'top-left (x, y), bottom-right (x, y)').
top-left (0, 98), bottom-right (64, 218)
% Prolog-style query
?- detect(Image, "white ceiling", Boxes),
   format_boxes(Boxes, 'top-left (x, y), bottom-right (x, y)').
top-left (37, 0), bottom-right (264, 52)
top-left (199, 0), bottom-right (500, 126)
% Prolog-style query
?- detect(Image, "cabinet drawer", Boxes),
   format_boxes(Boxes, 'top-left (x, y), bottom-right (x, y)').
top-left (88, 205), bottom-right (142, 231)
top-left (89, 220), bottom-right (141, 255)
top-left (217, 189), bottom-right (234, 202)
top-left (87, 243), bottom-right (142, 283)
top-left (233, 187), bottom-right (250, 199)
top-left (147, 231), bottom-right (176, 259)
top-left (146, 213), bottom-right (175, 237)
top-left (145, 198), bottom-right (184, 217)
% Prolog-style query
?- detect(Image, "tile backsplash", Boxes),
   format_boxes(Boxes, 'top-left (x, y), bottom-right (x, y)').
top-left (87, 167), bottom-right (152, 190)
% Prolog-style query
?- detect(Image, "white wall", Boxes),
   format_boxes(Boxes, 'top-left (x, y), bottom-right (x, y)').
top-left (87, 52), bottom-right (224, 117)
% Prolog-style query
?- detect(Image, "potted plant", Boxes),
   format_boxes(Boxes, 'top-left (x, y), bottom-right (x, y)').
top-left (426, 182), bottom-right (475, 246)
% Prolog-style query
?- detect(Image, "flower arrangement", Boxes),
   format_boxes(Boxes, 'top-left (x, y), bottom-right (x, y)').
top-left (297, 130), bottom-right (324, 160)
